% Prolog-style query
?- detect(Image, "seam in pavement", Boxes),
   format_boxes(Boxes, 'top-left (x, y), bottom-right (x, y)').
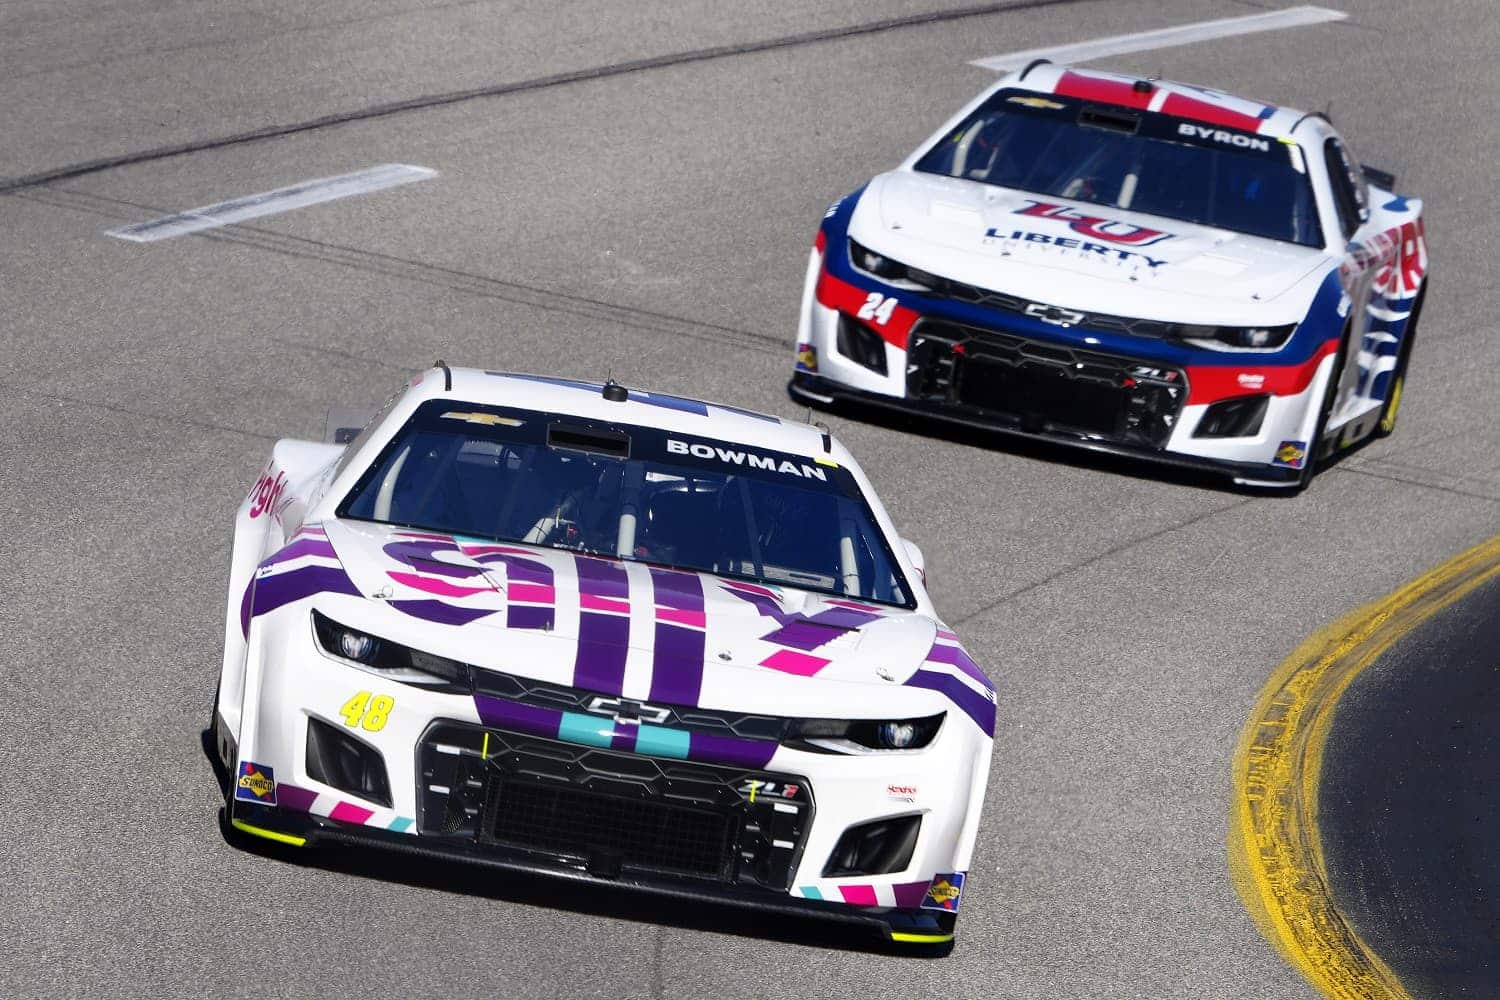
top-left (1332, 464), bottom-right (1500, 505)
top-left (0, 382), bottom-right (277, 442)
top-left (950, 497), bottom-right (1254, 626)
top-left (0, 0), bottom-right (1081, 194)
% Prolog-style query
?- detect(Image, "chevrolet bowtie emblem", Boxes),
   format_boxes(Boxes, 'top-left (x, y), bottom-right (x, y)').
top-left (1025, 302), bottom-right (1085, 327)
top-left (584, 696), bottom-right (671, 725)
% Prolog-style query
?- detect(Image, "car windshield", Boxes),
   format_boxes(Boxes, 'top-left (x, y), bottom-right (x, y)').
top-left (339, 400), bottom-right (914, 607)
top-left (914, 89), bottom-right (1323, 247)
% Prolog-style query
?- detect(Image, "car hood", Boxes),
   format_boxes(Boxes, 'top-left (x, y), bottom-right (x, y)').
top-left (321, 520), bottom-right (941, 714)
top-left (852, 170), bottom-right (1331, 323)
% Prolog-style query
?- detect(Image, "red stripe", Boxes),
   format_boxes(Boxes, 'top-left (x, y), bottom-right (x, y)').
top-left (1159, 93), bottom-right (1265, 133)
top-left (1184, 340), bottom-right (1338, 405)
top-left (1054, 70), bottom-right (1152, 109)
top-left (814, 228), bottom-right (827, 254)
top-left (814, 267), bottom-right (919, 349)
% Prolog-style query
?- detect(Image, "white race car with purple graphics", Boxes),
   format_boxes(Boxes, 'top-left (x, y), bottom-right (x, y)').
top-left (789, 63), bottom-right (1428, 488)
top-left (213, 365), bottom-right (993, 948)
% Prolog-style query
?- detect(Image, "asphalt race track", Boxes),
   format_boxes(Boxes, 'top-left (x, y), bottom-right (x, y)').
top-left (3, 2), bottom-right (1498, 997)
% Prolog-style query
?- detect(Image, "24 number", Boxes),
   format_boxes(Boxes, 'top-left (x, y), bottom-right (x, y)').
top-left (340, 692), bottom-right (394, 732)
top-left (856, 292), bottom-right (898, 326)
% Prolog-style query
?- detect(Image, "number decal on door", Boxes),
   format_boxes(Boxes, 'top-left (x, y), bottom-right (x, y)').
top-left (856, 292), bottom-right (898, 326)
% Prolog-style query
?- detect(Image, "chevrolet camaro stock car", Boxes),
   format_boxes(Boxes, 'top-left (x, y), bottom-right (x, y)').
top-left (788, 62), bottom-right (1428, 488)
top-left (214, 366), bottom-right (995, 946)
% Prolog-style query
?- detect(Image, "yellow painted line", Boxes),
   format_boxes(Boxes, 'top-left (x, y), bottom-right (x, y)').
top-left (890, 931), bottom-right (954, 944)
top-left (1229, 533), bottom-right (1500, 1000)
top-left (231, 818), bottom-right (307, 847)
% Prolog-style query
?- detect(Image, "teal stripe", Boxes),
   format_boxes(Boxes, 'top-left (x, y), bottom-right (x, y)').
top-left (799, 886), bottom-right (824, 900)
top-left (388, 816), bottom-right (414, 833)
top-left (559, 711), bottom-right (615, 748)
top-left (635, 724), bottom-right (691, 759)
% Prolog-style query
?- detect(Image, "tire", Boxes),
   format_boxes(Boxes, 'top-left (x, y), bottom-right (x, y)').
top-left (1376, 282), bottom-right (1425, 438)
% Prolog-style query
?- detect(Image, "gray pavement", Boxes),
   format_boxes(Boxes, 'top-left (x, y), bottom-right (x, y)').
top-left (1, 1), bottom-right (1495, 997)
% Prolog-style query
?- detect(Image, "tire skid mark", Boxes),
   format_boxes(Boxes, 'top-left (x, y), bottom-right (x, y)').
top-left (1228, 533), bottom-right (1500, 1000)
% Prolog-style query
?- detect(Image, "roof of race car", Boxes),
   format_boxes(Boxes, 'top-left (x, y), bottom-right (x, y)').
top-left (1008, 63), bottom-right (1312, 141)
top-left (427, 367), bottom-right (836, 459)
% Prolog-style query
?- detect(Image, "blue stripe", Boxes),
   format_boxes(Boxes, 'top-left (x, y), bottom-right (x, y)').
top-left (559, 711), bottom-right (616, 748)
top-left (799, 886), bottom-right (824, 900)
top-left (635, 724), bottom-right (691, 759)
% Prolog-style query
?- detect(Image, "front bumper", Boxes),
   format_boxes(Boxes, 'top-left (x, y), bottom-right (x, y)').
top-left (229, 797), bottom-right (955, 944)
top-left (788, 370), bottom-right (1300, 486)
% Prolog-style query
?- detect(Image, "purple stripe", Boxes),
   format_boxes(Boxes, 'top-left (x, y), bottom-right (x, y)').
top-left (925, 643), bottom-right (994, 691)
top-left (573, 556), bottom-right (631, 693)
top-left (576, 555), bottom-right (630, 598)
top-left (573, 627), bottom-right (629, 694)
top-left (688, 731), bottom-right (776, 769)
top-left (809, 607), bottom-right (882, 630)
top-left (275, 783), bottom-right (319, 813)
top-left (610, 725), bottom-right (638, 752)
top-left (249, 565), bottom-right (361, 624)
top-left (648, 568), bottom-right (706, 706)
top-left (906, 669), bottom-right (996, 735)
top-left (761, 620), bottom-right (847, 651)
top-left (261, 536), bottom-right (338, 569)
top-left (893, 880), bottom-right (932, 910)
top-left (389, 599), bottom-right (495, 626)
top-left (508, 605), bottom-right (554, 631)
top-left (474, 694), bottom-right (563, 736)
top-left (722, 585), bottom-right (793, 626)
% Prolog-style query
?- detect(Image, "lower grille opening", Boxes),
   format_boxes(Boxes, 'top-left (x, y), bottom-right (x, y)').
top-left (491, 780), bottom-right (736, 880)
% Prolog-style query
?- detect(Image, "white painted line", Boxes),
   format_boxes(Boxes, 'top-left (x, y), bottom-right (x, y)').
top-left (107, 163), bottom-right (436, 242)
top-left (970, 6), bottom-right (1347, 72)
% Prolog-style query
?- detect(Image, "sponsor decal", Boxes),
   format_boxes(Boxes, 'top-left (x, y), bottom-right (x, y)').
top-left (1274, 440), bottom-right (1308, 469)
top-left (1175, 122), bottom-right (1271, 152)
top-left (248, 469), bottom-right (290, 520)
top-left (235, 761), bottom-right (277, 805)
top-left (1236, 373), bottom-right (1267, 390)
top-left (739, 779), bottom-right (799, 803)
top-left (1006, 95), bottom-right (1065, 110)
top-left (795, 342), bottom-right (819, 373)
top-left (921, 872), bottom-right (965, 912)
top-left (1012, 200), bottom-right (1175, 247)
top-left (666, 438), bottom-right (827, 480)
top-left (986, 228), bottom-right (1169, 270)
top-left (888, 783), bottom-right (918, 803)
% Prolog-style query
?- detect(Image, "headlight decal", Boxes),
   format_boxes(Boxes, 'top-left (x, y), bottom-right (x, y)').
top-left (242, 524), bottom-right (360, 638)
top-left (904, 634), bottom-right (996, 736)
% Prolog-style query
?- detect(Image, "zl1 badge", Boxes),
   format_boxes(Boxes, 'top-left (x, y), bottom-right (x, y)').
top-left (236, 761), bottom-right (277, 805)
top-left (921, 872), bottom-right (965, 912)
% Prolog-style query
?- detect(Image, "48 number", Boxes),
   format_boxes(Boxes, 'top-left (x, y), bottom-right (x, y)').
top-left (340, 691), bottom-right (394, 732)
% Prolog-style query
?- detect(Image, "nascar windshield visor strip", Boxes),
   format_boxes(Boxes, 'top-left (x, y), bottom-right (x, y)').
top-left (214, 367), bottom-right (995, 946)
top-left (789, 63), bottom-right (1427, 488)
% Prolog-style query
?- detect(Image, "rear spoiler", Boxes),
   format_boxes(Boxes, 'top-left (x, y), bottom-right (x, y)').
top-left (1361, 163), bottom-right (1397, 190)
top-left (323, 407), bottom-right (374, 445)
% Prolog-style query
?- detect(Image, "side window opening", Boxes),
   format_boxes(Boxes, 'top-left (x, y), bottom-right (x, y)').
top-left (1323, 137), bottom-right (1368, 241)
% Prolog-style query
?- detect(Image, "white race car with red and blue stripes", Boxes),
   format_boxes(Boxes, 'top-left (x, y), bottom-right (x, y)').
top-left (212, 365), bottom-right (993, 949)
top-left (789, 63), bottom-right (1427, 488)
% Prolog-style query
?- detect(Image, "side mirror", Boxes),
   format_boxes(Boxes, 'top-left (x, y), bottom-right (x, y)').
top-left (901, 538), bottom-right (927, 585)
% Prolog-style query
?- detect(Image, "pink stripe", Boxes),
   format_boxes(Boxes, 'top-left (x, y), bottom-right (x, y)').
top-left (656, 607), bottom-right (706, 628)
top-left (388, 570), bottom-right (493, 598)
top-left (838, 884), bottom-right (878, 906)
top-left (459, 544), bottom-right (538, 558)
top-left (508, 582), bottom-right (556, 604)
top-left (580, 593), bottom-right (630, 615)
top-left (329, 801), bottom-right (375, 824)
top-left (936, 629), bottom-right (958, 641)
top-left (760, 649), bottom-right (829, 677)
top-left (393, 530), bottom-right (453, 542)
top-left (826, 598), bottom-right (882, 612)
top-left (721, 580), bottom-right (780, 601)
